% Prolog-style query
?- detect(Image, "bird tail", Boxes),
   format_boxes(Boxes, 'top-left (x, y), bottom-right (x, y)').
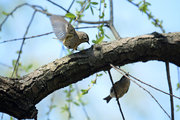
top-left (103, 95), bottom-right (112, 103)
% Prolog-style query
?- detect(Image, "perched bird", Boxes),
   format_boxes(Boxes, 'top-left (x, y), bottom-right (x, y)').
top-left (50, 15), bottom-right (89, 50)
top-left (104, 74), bottom-right (130, 103)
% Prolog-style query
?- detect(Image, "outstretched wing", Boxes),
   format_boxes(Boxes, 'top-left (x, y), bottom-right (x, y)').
top-left (50, 15), bottom-right (68, 41)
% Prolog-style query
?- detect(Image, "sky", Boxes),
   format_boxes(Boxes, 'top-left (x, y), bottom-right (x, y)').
top-left (0, 0), bottom-right (180, 120)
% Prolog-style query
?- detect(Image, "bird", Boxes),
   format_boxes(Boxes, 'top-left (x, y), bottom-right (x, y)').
top-left (103, 74), bottom-right (130, 103)
top-left (50, 15), bottom-right (89, 50)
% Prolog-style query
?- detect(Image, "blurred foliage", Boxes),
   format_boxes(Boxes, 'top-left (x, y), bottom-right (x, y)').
top-left (176, 105), bottom-right (180, 112)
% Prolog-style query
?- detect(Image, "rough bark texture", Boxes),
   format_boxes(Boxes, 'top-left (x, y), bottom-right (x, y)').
top-left (0, 32), bottom-right (180, 119)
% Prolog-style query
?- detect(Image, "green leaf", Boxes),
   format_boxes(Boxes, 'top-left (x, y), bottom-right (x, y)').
top-left (90, 6), bottom-right (94, 15)
top-left (91, 2), bottom-right (98, 5)
top-left (50, 105), bottom-right (56, 109)
top-left (92, 40), bottom-right (97, 44)
top-left (66, 99), bottom-right (73, 103)
top-left (70, 88), bottom-right (75, 93)
top-left (139, 4), bottom-right (147, 13)
top-left (101, 0), bottom-right (104, 3)
top-left (12, 60), bottom-right (16, 67)
top-left (23, 64), bottom-right (33, 72)
top-left (176, 105), bottom-right (180, 112)
top-left (137, 1), bottom-right (142, 6)
top-left (73, 101), bottom-right (80, 106)
top-left (148, 12), bottom-right (153, 19)
top-left (81, 89), bottom-right (89, 95)
top-left (177, 83), bottom-right (180, 90)
top-left (27, 64), bottom-right (33, 70)
top-left (75, 10), bottom-right (84, 18)
top-left (61, 104), bottom-right (68, 112)
top-left (104, 3), bottom-right (107, 8)
top-left (85, 3), bottom-right (90, 10)
top-left (99, 29), bottom-right (104, 35)
top-left (105, 34), bottom-right (110, 39)
top-left (151, 21), bottom-right (158, 27)
top-left (97, 73), bottom-right (103, 77)
top-left (145, 2), bottom-right (151, 6)
top-left (16, 50), bottom-right (22, 54)
top-left (91, 80), bottom-right (96, 84)
top-left (2, 11), bottom-right (9, 16)
top-left (64, 90), bottom-right (68, 93)
top-left (95, 34), bottom-right (98, 39)
top-left (10, 116), bottom-right (13, 120)
top-left (69, 19), bottom-right (73, 24)
top-left (99, 12), bottom-right (104, 19)
top-left (65, 13), bottom-right (76, 19)
top-left (96, 35), bottom-right (104, 44)
top-left (76, 1), bottom-right (84, 7)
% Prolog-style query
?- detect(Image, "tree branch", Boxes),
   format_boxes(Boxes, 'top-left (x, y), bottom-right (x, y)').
top-left (0, 32), bottom-right (180, 119)
top-left (165, 62), bottom-right (174, 120)
top-left (108, 0), bottom-right (121, 39)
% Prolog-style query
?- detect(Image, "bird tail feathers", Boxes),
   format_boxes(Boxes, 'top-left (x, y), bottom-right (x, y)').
top-left (103, 95), bottom-right (112, 103)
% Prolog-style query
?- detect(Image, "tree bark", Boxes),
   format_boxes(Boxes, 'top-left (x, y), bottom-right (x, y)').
top-left (0, 32), bottom-right (180, 119)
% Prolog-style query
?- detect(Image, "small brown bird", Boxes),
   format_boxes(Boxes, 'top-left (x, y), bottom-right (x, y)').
top-left (50, 15), bottom-right (89, 50)
top-left (104, 74), bottom-right (130, 103)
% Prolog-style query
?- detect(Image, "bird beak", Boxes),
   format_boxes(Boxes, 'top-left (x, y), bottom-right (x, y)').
top-left (87, 41), bottom-right (90, 44)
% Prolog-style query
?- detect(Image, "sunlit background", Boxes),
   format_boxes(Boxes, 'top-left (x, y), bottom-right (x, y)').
top-left (0, 0), bottom-right (180, 120)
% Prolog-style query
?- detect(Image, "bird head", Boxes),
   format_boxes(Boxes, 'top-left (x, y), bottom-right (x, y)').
top-left (77, 31), bottom-right (89, 44)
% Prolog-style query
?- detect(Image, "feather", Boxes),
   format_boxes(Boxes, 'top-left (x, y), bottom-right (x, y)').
top-left (50, 15), bottom-right (68, 41)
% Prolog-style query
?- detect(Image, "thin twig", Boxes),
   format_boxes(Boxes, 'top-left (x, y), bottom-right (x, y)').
top-left (11, 10), bottom-right (37, 77)
top-left (131, 76), bottom-right (171, 118)
top-left (78, 20), bottom-right (109, 24)
top-left (0, 32), bottom-right (53, 44)
top-left (68, 86), bottom-right (72, 120)
top-left (110, 64), bottom-right (171, 119)
top-left (109, 0), bottom-right (113, 24)
top-left (110, 65), bottom-right (180, 100)
top-left (99, 0), bottom-right (102, 27)
top-left (108, 70), bottom-right (125, 120)
top-left (165, 62), bottom-right (174, 120)
top-left (30, 6), bottom-right (52, 16)
top-left (68, 0), bottom-right (75, 12)
top-left (0, 3), bottom-right (27, 30)
top-left (133, 79), bottom-right (171, 119)
top-left (75, 25), bottom-right (108, 29)
top-left (0, 3), bottom-right (45, 30)
top-left (108, 24), bottom-right (121, 39)
top-left (75, 84), bottom-right (90, 120)
top-left (109, 0), bottom-right (121, 39)
top-left (47, 0), bottom-right (69, 13)
top-left (73, 0), bottom-right (88, 24)
top-left (0, 62), bottom-right (12, 68)
top-left (127, 0), bottom-right (165, 33)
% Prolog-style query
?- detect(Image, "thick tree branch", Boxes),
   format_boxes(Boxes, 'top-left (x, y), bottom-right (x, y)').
top-left (0, 32), bottom-right (180, 119)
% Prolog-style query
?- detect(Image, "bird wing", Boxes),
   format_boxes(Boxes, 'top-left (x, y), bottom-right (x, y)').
top-left (50, 15), bottom-right (69, 41)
